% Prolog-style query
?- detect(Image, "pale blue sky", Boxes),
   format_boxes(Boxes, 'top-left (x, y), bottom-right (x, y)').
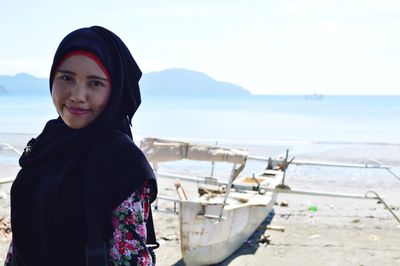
top-left (1, 0), bottom-right (400, 95)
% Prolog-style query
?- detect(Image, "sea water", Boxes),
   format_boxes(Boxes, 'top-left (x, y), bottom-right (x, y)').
top-left (1, 94), bottom-right (399, 187)
top-left (1, 94), bottom-right (399, 144)
top-left (135, 95), bottom-right (400, 144)
top-left (0, 94), bottom-right (56, 134)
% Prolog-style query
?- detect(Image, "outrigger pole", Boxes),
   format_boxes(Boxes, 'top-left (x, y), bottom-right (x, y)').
top-left (248, 155), bottom-right (400, 182)
top-left (0, 143), bottom-right (23, 156)
top-left (0, 143), bottom-right (22, 184)
top-left (156, 172), bottom-right (378, 200)
top-left (156, 171), bottom-right (400, 224)
top-left (247, 154), bottom-right (400, 223)
top-left (248, 155), bottom-right (392, 169)
top-left (0, 177), bottom-right (15, 185)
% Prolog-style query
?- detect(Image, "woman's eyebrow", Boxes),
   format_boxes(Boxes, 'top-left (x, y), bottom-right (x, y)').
top-left (57, 70), bottom-right (108, 81)
top-left (57, 70), bottom-right (76, 75)
top-left (87, 75), bottom-right (109, 81)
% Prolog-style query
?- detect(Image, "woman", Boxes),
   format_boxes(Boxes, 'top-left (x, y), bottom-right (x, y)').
top-left (5, 26), bottom-right (158, 266)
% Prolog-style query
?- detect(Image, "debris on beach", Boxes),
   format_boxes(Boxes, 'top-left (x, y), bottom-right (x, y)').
top-left (266, 225), bottom-right (285, 232)
top-left (368, 234), bottom-right (380, 241)
top-left (160, 234), bottom-right (179, 241)
top-left (280, 201), bottom-right (289, 207)
top-left (280, 213), bottom-right (292, 220)
top-left (308, 205), bottom-right (318, 212)
top-left (259, 234), bottom-right (271, 244)
top-left (258, 224), bottom-right (285, 232)
top-left (309, 234), bottom-right (321, 239)
top-left (384, 205), bottom-right (399, 211)
top-left (0, 217), bottom-right (11, 241)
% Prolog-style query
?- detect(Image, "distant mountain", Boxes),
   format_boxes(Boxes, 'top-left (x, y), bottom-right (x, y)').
top-left (140, 68), bottom-right (251, 97)
top-left (0, 73), bottom-right (48, 94)
top-left (0, 69), bottom-right (252, 97)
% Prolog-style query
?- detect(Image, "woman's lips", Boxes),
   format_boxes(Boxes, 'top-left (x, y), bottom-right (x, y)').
top-left (66, 105), bottom-right (90, 115)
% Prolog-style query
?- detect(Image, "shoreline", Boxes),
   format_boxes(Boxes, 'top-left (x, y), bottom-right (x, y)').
top-left (2, 132), bottom-right (400, 167)
top-left (1, 133), bottom-right (400, 265)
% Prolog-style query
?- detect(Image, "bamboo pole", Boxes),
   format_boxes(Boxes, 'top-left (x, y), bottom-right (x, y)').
top-left (0, 143), bottom-right (22, 156)
top-left (157, 172), bottom-right (379, 200)
top-left (248, 155), bottom-right (392, 169)
top-left (0, 177), bottom-right (15, 184)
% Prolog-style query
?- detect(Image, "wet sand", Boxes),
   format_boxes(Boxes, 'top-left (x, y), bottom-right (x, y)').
top-left (0, 133), bottom-right (399, 265)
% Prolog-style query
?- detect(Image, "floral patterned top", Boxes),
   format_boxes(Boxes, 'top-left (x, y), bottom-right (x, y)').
top-left (4, 182), bottom-right (153, 266)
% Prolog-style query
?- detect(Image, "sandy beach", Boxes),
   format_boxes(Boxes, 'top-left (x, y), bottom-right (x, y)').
top-left (0, 133), bottom-right (399, 265)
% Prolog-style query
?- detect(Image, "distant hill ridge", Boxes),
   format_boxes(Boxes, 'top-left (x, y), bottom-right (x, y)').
top-left (140, 68), bottom-right (251, 96)
top-left (0, 73), bottom-right (48, 94)
top-left (0, 68), bottom-right (251, 97)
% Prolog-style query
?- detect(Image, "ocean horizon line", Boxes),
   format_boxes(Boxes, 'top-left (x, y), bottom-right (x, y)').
top-left (2, 92), bottom-right (400, 97)
top-left (1, 132), bottom-right (400, 147)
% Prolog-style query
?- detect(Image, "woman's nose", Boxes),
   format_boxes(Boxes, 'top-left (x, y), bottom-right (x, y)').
top-left (70, 82), bottom-right (86, 102)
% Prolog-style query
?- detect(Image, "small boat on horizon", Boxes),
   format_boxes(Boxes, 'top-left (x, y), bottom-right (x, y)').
top-left (304, 93), bottom-right (324, 100)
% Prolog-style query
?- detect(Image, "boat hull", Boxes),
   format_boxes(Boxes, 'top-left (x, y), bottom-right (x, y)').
top-left (179, 191), bottom-right (278, 265)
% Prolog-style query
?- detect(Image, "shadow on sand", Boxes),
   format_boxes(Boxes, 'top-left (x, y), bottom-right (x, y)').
top-left (170, 209), bottom-right (276, 266)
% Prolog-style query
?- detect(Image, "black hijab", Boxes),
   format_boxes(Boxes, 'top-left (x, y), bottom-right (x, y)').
top-left (10, 26), bottom-right (156, 266)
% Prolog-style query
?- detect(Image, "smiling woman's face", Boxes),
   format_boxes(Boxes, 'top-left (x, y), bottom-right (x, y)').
top-left (51, 55), bottom-right (112, 129)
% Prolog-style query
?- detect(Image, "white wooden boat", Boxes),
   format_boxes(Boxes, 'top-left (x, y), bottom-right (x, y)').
top-left (179, 169), bottom-right (283, 265)
top-left (141, 138), bottom-right (284, 265)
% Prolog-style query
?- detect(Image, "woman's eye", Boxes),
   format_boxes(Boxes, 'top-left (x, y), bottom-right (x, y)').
top-left (90, 80), bottom-right (103, 87)
top-left (60, 75), bottom-right (71, 81)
